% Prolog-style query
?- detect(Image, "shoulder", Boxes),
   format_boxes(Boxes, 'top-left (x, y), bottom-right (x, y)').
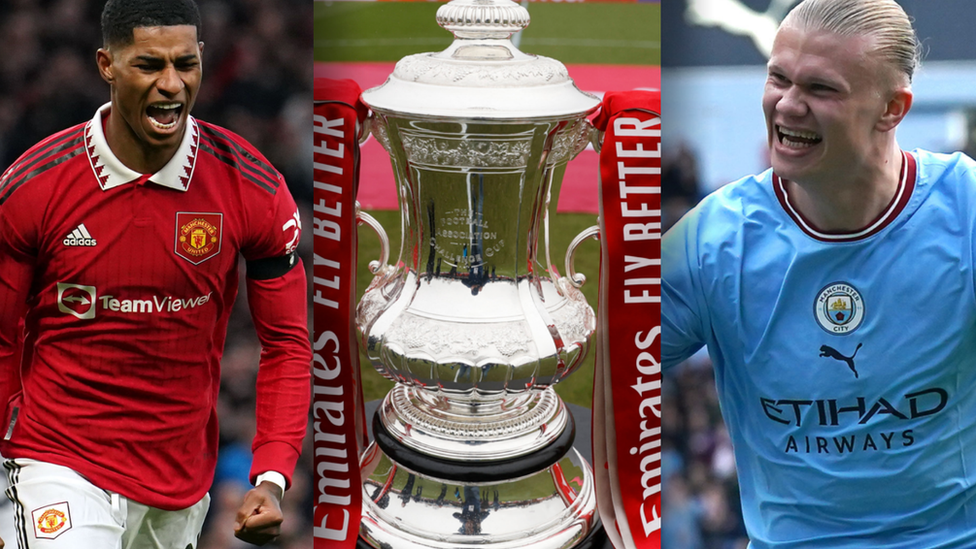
top-left (913, 148), bottom-right (975, 166)
top-left (910, 149), bottom-right (976, 208)
top-left (0, 122), bottom-right (89, 204)
top-left (664, 170), bottom-right (776, 273)
top-left (194, 119), bottom-right (284, 196)
top-left (913, 149), bottom-right (976, 180)
top-left (700, 170), bottom-right (774, 214)
top-left (674, 170), bottom-right (775, 238)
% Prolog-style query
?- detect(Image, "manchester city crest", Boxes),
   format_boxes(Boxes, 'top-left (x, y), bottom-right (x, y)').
top-left (814, 282), bottom-right (864, 334)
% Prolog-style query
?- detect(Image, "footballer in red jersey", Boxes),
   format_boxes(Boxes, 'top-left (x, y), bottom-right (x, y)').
top-left (0, 0), bottom-right (311, 547)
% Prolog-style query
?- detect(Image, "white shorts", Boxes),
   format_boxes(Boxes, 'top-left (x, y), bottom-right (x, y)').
top-left (3, 458), bottom-right (210, 549)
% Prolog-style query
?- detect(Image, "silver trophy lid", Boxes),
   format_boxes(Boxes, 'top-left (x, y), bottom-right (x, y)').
top-left (361, 0), bottom-right (600, 120)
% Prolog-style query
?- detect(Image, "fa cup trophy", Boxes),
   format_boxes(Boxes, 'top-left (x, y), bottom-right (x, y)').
top-left (353, 1), bottom-right (607, 547)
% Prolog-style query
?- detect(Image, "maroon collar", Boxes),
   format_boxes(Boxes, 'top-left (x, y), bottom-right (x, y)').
top-left (773, 151), bottom-right (916, 242)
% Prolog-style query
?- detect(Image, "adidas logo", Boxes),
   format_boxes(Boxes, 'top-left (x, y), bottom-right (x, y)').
top-left (63, 223), bottom-right (97, 247)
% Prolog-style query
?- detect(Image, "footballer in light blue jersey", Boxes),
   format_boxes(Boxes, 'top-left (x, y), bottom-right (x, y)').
top-left (663, 0), bottom-right (976, 547)
top-left (664, 150), bottom-right (976, 548)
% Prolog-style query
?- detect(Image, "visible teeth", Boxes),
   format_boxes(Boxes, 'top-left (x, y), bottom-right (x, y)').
top-left (147, 103), bottom-right (182, 130)
top-left (148, 118), bottom-right (177, 130)
top-left (780, 127), bottom-right (819, 140)
top-left (778, 125), bottom-right (821, 148)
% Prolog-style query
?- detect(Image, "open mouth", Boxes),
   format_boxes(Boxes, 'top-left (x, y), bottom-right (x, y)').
top-left (146, 102), bottom-right (184, 131)
top-left (777, 125), bottom-right (822, 149)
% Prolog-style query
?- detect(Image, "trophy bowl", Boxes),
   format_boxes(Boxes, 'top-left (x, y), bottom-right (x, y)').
top-left (356, 112), bottom-right (597, 458)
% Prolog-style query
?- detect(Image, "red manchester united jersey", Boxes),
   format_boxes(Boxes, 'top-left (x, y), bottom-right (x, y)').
top-left (0, 104), bottom-right (311, 510)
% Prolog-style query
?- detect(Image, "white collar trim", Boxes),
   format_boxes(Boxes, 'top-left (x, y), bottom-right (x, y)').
top-left (85, 102), bottom-right (198, 192)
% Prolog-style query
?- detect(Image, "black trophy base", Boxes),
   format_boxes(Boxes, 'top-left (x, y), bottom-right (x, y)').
top-left (371, 407), bottom-right (577, 483)
top-left (356, 401), bottom-right (613, 549)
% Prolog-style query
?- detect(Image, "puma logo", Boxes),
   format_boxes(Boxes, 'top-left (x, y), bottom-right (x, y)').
top-left (685, 0), bottom-right (800, 57)
top-left (819, 343), bottom-right (863, 378)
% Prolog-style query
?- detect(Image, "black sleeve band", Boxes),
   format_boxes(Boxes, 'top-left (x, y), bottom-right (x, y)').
top-left (246, 251), bottom-right (299, 280)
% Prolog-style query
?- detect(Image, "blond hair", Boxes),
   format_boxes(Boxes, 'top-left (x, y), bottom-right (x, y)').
top-left (783, 0), bottom-right (921, 84)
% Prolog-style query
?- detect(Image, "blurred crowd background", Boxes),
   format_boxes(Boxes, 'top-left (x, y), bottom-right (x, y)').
top-left (0, 0), bottom-right (314, 547)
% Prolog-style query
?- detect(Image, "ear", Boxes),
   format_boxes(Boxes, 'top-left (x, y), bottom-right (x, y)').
top-left (876, 87), bottom-right (913, 133)
top-left (96, 48), bottom-right (114, 85)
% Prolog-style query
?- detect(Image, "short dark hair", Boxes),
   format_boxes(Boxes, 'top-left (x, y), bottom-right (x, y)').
top-left (101, 0), bottom-right (202, 48)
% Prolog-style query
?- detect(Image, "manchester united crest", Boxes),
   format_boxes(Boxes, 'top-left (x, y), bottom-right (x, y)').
top-left (175, 212), bottom-right (223, 264)
top-left (32, 502), bottom-right (71, 539)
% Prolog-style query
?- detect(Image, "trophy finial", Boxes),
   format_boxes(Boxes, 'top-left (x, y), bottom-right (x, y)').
top-left (436, 0), bottom-right (530, 40)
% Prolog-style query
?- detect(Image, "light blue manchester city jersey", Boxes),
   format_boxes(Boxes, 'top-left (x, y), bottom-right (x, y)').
top-left (663, 150), bottom-right (976, 548)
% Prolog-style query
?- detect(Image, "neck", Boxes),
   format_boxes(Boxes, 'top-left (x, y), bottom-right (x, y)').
top-left (785, 142), bottom-right (903, 233)
top-left (103, 108), bottom-right (182, 175)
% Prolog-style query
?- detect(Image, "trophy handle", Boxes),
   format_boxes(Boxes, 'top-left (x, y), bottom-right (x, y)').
top-left (358, 115), bottom-right (371, 144)
top-left (356, 203), bottom-right (390, 275)
top-left (565, 224), bottom-right (600, 288)
top-left (589, 121), bottom-right (604, 154)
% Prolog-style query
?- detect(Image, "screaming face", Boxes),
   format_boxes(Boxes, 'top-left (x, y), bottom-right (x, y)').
top-left (97, 25), bottom-right (202, 170)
